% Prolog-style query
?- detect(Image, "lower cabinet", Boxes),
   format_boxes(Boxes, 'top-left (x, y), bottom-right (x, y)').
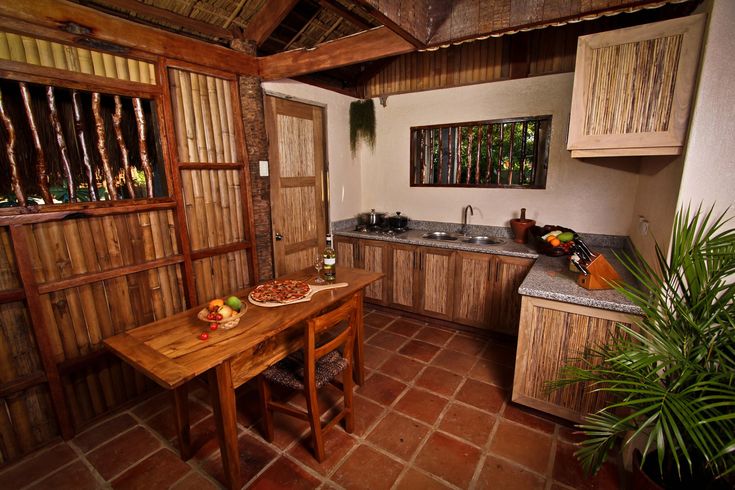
top-left (388, 243), bottom-right (418, 312)
top-left (491, 255), bottom-right (535, 335)
top-left (334, 235), bottom-right (534, 334)
top-left (512, 296), bottom-right (639, 422)
top-left (417, 247), bottom-right (455, 321)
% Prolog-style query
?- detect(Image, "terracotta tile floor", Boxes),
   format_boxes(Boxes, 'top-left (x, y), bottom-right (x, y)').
top-left (0, 309), bottom-right (623, 489)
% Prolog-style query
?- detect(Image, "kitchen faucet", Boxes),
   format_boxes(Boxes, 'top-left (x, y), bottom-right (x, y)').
top-left (460, 205), bottom-right (474, 235)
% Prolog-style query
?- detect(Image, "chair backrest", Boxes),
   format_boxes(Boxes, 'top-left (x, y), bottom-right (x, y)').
top-left (304, 293), bottom-right (359, 368)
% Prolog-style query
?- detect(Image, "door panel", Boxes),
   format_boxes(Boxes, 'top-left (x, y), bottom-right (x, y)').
top-left (265, 96), bottom-right (326, 277)
top-left (418, 247), bottom-right (454, 320)
top-left (362, 240), bottom-right (388, 305)
top-left (453, 252), bottom-right (493, 328)
top-left (492, 256), bottom-right (534, 335)
top-left (335, 236), bottom-right (357, 269)
top-left (389, 244), bottom-right (417, 311)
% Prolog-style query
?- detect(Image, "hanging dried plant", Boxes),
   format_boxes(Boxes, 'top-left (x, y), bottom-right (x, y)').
top-left (349, 99), bottom-right (375, 155)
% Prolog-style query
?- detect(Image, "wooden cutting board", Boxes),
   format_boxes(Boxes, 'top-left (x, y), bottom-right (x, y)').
top-left (248, 282), bottom-right (349, 308)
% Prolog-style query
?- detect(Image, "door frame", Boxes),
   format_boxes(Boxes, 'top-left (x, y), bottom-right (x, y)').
top-left (263, 92), bottom-right (330, 276)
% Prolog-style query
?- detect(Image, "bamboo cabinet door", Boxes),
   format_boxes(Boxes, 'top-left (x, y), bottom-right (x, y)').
top-left (388, 243), bottom-right (418, 312)
top-left (417, 247), bottom-right (455, 321)
top-left (265, 96), bottom-right (327, 276)
top-left (490, 256), bottom-right (534, 335)
top-left (334, 236), bottom-right (358, 269)
top-left (567, 14), bottom-right (705, 157)
top-left (452, 251), bottom-right (494, 328)
top-left (361, 239), bottom-right (390, 305)
top-left (513, 296), bottom-right (638, 422)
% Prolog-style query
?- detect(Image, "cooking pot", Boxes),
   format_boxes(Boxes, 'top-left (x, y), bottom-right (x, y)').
top-left (388, 211), bottom-right (409, 230)
top-left (357, 209), bottom-right (387, 227)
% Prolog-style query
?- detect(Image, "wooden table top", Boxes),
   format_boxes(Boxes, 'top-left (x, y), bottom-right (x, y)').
top-left (104, 267), bottom-right (382, 389)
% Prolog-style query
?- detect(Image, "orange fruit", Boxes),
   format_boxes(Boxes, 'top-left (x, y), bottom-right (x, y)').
top-left (208, 298), bottom-right (224, 312)
top-left (549, 237), bottom-right (561, 247)
top-left (545, 235), bottom-right (556, 243)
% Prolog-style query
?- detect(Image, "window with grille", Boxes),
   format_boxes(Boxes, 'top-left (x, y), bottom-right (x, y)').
top-left (410, 116), bottom-right (551, 188)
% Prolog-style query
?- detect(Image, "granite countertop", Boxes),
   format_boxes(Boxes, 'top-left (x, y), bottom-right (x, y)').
top-left (334, 225), bottom-right (642, 315)
top-left (518, 252), bottom-right (643, 315)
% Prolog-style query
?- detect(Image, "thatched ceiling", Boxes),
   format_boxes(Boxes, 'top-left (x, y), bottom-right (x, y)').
top-left (70, 0), bottom-right (700, 94)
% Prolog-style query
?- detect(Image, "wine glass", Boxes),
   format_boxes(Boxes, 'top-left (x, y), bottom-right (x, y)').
top-left (314, 255), bottom-right (325, 284)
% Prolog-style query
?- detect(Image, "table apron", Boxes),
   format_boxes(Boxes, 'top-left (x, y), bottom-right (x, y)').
top-left (229, 325), bottom-right (304, 389)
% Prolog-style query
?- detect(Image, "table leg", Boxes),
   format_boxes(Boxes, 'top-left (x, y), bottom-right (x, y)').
top-left (209, 361), bottom-right (240, 490)
top-left (171, 384), bottom-right (191, 460)
top-left (353, 291), bottom-right (366, 385)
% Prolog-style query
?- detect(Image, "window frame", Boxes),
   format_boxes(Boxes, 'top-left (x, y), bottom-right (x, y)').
top-left (409, 115), bottom-right (552, 189)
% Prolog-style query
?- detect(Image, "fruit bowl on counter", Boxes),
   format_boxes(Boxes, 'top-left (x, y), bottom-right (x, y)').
top-left (530, 225), bottom-right (576, 256)
top-left (197, 296), bottom-right (247, 331)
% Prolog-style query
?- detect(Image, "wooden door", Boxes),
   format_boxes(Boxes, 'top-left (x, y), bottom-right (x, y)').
top-left (265, 96), bottom-right (327, 276)
top-left (453, 251), bottom-right (494, 328)
top-left (491, 255), bottom-right (534, 335)
top-left (361, 239), bottom-right (389, 305)
top-left (334, 236), bottom-right (358, 269)
top-left (418, 247), bottom-right (455, 320)
top-left (389, 243), bottom-right (418, 312)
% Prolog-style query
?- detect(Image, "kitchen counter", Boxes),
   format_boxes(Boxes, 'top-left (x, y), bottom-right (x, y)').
top-left (335, 228), bottom-right (641, 315)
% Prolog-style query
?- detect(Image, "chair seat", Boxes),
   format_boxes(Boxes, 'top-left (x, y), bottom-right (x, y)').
top-left (263, 351), bottom-right (348, 391)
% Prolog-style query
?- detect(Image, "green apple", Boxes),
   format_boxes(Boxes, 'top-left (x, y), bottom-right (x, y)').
top-left (225, 295), bottom-right (242, 312)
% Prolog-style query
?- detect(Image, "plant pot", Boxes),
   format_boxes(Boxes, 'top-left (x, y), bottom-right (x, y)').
top-left (510, 218), bottom-right (536, 243)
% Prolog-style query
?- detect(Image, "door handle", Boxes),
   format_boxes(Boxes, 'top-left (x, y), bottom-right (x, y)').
top-left (275, 232), bottom-right (283, 241)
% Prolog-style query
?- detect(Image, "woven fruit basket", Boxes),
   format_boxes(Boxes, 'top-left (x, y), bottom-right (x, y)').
top-left (196, 304), bottom-right (248, 330)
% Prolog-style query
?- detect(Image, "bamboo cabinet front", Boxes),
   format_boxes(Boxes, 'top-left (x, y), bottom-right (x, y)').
top-left (360, 239), bottom-right (390, 305)
top-left (388, 243), bottom-right (419, 312)
top-left (512, 296), bottom-right (639, 422)
top-left (567, 14), bottom-right (705, 157)
top-left (452, 251), bottom-right (494, 328)
top-left (416, 247), bottom-right (455, 321)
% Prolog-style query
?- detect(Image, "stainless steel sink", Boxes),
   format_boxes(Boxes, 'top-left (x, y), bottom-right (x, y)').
top-left (423, 231), bottom-right (458, 241)
top-left (462, 236), bottom-right (504, 245)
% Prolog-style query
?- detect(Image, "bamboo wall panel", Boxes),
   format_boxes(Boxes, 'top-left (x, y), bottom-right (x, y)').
top-left (180, 169), bottom-right (245, 251)
top-left (0, 385), bottom-right (56, 463)
top-left (0, 227), bottom-right (19, 290)
top-left (168, 68), bottom-right (237, 163)
top-left (583, 35), bottom-right (682, 135)
top-left (0, 32), bottom-right (156, 84)
top-left (192, 249), bottom-right (250, 303)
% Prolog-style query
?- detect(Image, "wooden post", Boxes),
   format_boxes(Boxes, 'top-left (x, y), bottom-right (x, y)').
top-left (209, 362), bottom-right (240, 490)
top-left (46, 86), bottom-right (76, 202)
top-left (113, 96), bottom-right (136, 198)
top-left (0, 87), bottom-right (26, 207)
top-left (72, 90), bottom-right (98, 202)
top-left (92, 92), bottom-right (118, 200)
top-left (133, 98), bottom-right (155, 198)
top-left (19, 82), bottom-right (52, 204)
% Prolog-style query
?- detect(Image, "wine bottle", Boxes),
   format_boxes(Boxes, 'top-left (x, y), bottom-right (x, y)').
top-left (322, 234), bottom-right (336, 282)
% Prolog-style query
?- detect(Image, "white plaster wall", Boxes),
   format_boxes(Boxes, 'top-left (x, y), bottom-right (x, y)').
top-left (359, 73), bottom-right (641, 234)
top-left (677, 0), bottom-right (735, 219)
top-left (260, 79), bottom-right (361, 222)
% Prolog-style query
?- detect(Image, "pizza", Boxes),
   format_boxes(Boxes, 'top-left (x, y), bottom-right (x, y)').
top-left (250, 279), bottom-right (310, 303)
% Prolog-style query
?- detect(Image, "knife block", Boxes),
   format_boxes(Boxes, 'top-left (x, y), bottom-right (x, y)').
top-left (576, 253), bottom-right (621, 290)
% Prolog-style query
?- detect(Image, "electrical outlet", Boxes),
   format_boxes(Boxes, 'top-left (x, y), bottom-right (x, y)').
top-left (638, 216), bottom-right (649, 236)
top-left (259, 160), bottom-right (269, 177)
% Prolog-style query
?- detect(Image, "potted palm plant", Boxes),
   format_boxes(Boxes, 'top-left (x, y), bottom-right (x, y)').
top-left (555, 206), bottom-right (735, 489)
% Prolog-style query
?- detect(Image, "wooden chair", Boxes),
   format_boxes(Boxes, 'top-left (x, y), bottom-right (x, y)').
top-left (257, 294), bottom-right (358, 462)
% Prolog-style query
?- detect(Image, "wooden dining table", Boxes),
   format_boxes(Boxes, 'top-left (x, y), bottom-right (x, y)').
top-left (105, 267), bottom-right (382, 489)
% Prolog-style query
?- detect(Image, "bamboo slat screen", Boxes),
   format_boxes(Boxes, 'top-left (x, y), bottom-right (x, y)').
top-left (583, 35), bottom-right (682, 135)
top-left (0, 78), bottom-right (166, 206)
top-left (0, 32), bottom-right (156, 84)
top-left (411, 116), bottom-right (551, 188)
top-left (168, 67), bottom-right (254, 303)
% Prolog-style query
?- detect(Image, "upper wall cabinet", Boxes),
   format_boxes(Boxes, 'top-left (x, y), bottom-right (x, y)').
top-left (567, 14), bottom-right (706, 158)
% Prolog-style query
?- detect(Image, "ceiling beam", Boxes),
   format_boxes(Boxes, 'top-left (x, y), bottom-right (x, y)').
top-left (0, 0), bottom-right (258, 75)
top-left (354, 0), bottom-right (428, 48)
top-left (84, 0), bottom-right (234, 40)
top-left (242, 0), bottom-right (299, 46)
top-left (258, 26), bottom-right (414, 80)
top-left (317, 0), bottom-right (373, 31)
